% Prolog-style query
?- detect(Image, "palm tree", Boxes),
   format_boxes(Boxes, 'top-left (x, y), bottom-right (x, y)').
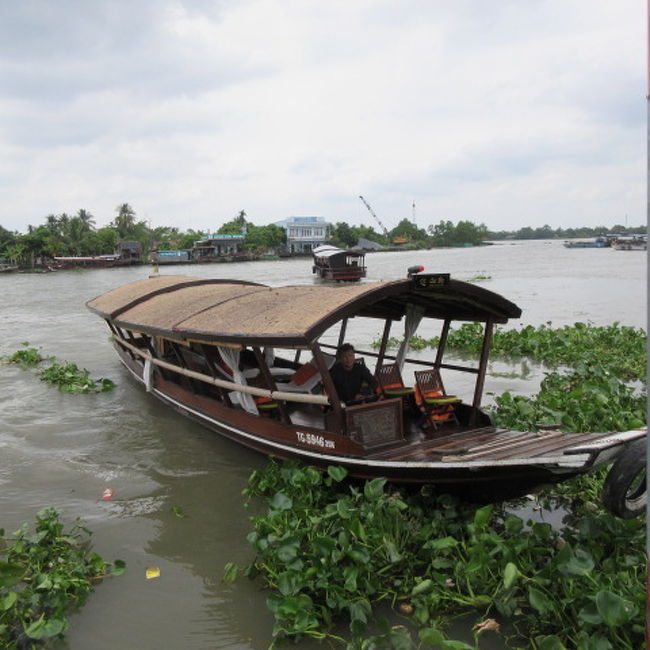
top-left (112, 203), bottom-right (136, 238)
top-left (234, 210), bottom-right (247, 227)
top-left (65, 217), bottom-right (87, 255)
top-left (76, 209), bottom-right (95, 233)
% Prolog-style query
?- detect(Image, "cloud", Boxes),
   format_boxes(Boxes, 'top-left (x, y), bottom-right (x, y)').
top-left (0, 0), bottom-right (644, 233)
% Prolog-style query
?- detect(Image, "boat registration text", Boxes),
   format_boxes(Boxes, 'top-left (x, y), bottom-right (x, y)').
top-left (296, 431), bottom-right (335, 450)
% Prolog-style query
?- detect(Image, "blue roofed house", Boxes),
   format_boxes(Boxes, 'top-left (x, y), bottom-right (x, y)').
top-left (274, 216), bottom-right (330, 253)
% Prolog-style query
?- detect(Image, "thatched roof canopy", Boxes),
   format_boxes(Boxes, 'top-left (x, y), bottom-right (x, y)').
top-left (87, 274), bottom-right (521, 347)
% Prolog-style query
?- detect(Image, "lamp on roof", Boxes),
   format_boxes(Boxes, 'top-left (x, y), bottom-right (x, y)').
top-left (407, 265), bottom-right (424, 277)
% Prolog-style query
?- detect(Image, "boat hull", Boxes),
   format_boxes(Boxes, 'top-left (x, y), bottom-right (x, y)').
top-left (313, 267), bottom-right (366, 282)
top-left (116, 347), bottom-right (640, 502)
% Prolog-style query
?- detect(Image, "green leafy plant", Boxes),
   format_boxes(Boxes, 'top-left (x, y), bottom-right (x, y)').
top-left (2, 343), bottom-right (114, 394)
top-left (227, 320), bottom-right (647, 647)
top-left (490, 362), bottom-right (646, 433)
top-left (373, 322), bottom-right (647, 382)
top-left (226, 462), bottom-right (645, 648)
top-left (38, 361), bottom-right (114, 394)
top-left (1, 343), bottom-right (47, 369)
top-left (0, 507), bottom-right (125, 648)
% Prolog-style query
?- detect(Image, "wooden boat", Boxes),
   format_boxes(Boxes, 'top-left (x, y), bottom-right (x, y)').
top-left (312, 245), bottom-right (366, 281)
top-left (563, 236), bottom-right (609, 249)
top-left (52, 255), bottom-right (121, 269)
top-left (611, 235), bottom-right (647, 251)
top-left (86, 270), bottom-right (646, 512)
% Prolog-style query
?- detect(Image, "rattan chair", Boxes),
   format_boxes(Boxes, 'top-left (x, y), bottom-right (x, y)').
top-left (414, 368), bottom-right (461, 428)
top-left (376, 363), bottom-right (415, 404)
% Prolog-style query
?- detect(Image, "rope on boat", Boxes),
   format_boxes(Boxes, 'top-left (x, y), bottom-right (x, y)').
top-left (113, 335), bottom-right (331, 406)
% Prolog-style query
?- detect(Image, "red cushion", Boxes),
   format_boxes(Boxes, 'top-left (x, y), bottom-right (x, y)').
top-left (292, 362), bottom-right (318, 386)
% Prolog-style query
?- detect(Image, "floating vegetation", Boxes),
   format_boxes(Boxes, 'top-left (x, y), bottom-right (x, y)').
top-left (227, 323), bottom-right (647, 647)
top-left (491, 362), bottom-right (646, 433)
top-left (467, 273), bottom-right (491, 282)
top-left (0, 508), bottom-right (125, 649)
top-left (378, 322), bottom-right (646, 382)
top-left (38, 361), bottom-right (114, 394)
top-left (2, 343), bottom-right (115, 394)
top-left (227, 462), bottom-right (645, 649)
top-left (3, 344), bottom-right (47, 369)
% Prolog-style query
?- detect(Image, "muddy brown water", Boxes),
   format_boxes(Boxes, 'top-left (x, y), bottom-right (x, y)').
top-left (0, 241), bottom-right (645, 648)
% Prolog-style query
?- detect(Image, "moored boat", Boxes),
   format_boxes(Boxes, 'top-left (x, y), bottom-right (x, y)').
top-left (563, 236), bottom-right (610, 249)
top-left (86, 270), bottom-right (646, 514)
top-left (53, 255), bottom-right (121, 269)
top-left (611, 235), bottom-right (647, 251)
top-left (312, 245), bottom-right (366, 281)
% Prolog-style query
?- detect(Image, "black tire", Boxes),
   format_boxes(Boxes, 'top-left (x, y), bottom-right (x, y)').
top-left (602, 439), bottom-right (647, 519)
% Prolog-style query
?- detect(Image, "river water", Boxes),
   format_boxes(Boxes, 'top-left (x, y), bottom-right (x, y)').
top-left (0, 240), bottom-right (645, 649)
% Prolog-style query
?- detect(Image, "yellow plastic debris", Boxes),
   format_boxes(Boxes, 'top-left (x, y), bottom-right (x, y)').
top-left (145, 566), bottom-right (160, 580)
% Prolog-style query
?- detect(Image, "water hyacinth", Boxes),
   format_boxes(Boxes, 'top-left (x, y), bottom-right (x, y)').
top-left (2, 343), bottom-right (115, 393)
top-left (226, 461), bottom-right (645, 648)
top-left (374, 322), bottom-right (647, 381)
top-left (0, 508), bottom-right (125, 649)
top-left (491, 362), bottom-right (646, 433)
top-left (229, 321), bottom-right (647, 648)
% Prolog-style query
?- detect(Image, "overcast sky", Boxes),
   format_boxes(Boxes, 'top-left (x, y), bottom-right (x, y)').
top-left (1, 1), bottom-right (645, 234)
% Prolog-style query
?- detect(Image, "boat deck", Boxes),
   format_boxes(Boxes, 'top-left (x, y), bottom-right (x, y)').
top-left (365, 425), bottom-right (642, 466)
top-left (288, 402), bottom-right (643, 466)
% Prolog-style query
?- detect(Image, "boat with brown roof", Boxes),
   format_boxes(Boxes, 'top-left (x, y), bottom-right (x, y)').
top-left (312, 245), bottom-right (367, 281)
top-left (86, 269), bottom-right (646, 515)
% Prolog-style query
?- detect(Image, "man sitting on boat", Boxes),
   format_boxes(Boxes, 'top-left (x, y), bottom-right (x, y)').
top-left (329, 343), bottom-right (378, 405)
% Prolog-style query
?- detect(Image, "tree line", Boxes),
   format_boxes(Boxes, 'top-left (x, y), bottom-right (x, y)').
top-left (0, 204), bottom-right (644, 267)
top-left (328, 219), bottom-right (645, 248)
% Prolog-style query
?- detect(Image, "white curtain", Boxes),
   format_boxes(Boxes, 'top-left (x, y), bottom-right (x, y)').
top-left (144, 357), bottom-right (153, 392)
top-left (396, 304), bottom-right (425, 371)
top-left (218, 346), bottom-right (258, 414)
top-left (264, 347), bottom-right (275, 367)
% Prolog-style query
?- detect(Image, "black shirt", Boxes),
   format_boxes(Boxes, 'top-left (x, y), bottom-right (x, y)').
top-left (329, 361), bottom-right (378, 404)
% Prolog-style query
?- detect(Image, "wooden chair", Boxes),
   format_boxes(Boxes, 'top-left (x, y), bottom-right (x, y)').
top-left (414, 368), bottom-right (461, 429)
top-left (245, 374), bottom-right (281, 419)
top-left (254, 395), bottom-right (280, 418)
top-left (376, 363), bottom-right (415, 405)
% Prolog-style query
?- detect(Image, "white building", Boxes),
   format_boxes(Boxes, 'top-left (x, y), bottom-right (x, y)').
top-left (274, 216), bottom-right (330, 253)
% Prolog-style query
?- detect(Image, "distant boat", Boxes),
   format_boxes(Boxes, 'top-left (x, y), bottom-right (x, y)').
top-left (52, 254), bottom-right (121, 268)
top-left (312, 245), bottom-right (366, 282)
top-left (611, 235), bottom-right (647, 251)
top-left (563, 236), bottom-right (609, 249)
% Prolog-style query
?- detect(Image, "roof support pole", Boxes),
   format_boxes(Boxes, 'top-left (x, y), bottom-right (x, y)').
top-left (110, 322), bottom-right (137, 361)
top-left (471, 318), bottom-right (494, 426)
top-left (337, 318), bottom-right (348, 349)
top-left (311, 343), bottom-right (344, 433)
top-left (376, 318), bottom-right (392, 371)
top-left (435, 319), bottom-right (451, 369)
top-left (195, 342), bottom-right (232, 407)
top-left (168, 341), bottom-right (202, 394)
top-left (253, 346), bottom-right (290, 424)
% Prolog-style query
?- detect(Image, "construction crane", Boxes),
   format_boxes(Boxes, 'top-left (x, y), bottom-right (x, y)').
top-left (358, 195), bottom-right (388, 236)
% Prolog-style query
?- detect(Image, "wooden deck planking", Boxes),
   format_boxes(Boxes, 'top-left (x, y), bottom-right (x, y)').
top-left (367, 428), bottom-right (619, 464)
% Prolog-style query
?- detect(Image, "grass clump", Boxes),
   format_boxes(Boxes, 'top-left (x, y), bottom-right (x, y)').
top-left (2, 343), bottom-right (114, 394)
top-left (226, 462), bottom-right (645, 649)
top-left (0, 507), bottom-right (125, 648)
